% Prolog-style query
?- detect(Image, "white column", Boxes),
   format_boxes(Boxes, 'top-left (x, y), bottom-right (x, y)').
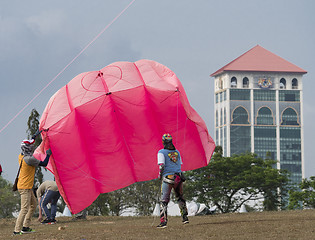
top-left (300, 87), bottom-right (305, 179)
top-left (251, 88), bottom-right (254, 153)
top-left (276, 90), bottom-right (280, 170)
top-left (227, 88), bottom-right (231, 157)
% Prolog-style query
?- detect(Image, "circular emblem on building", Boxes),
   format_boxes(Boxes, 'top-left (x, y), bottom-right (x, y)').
top-left (258, 77), bottom-right (272, 88)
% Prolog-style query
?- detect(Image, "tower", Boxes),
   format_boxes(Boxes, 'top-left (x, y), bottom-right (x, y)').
top-left (211, 45), bottom-right (307, 183)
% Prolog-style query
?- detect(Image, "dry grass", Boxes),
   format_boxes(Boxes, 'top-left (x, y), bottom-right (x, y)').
top-left (1, 210), bottom-right (315, 240)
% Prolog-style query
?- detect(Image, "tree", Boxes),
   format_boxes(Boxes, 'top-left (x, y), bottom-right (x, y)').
top-left (85, 179), bottom-right (160, 216)
top-left (26, 108), bottom-right (44, 187)
top-left (107, 188), bottom-right (131, 216)
top-left (85, 187), bottom-right (133, 216)
top-left (288, 176), bottom-right (315, 209)
top-left (127, 179), bottom-right (160, 216)
top-left (185, 146), bottom-right (290, 213)
top-left (0, 176), bottom-right (20, 218)
top-left (86, 193), bottom-right (110, 216)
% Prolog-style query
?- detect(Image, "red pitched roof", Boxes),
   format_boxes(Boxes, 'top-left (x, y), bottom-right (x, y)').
top-left (211, 45), bottom-right (307, 76)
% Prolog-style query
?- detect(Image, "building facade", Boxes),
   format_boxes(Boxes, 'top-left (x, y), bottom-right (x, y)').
top-left (211, 45), bottom-right (307, 184)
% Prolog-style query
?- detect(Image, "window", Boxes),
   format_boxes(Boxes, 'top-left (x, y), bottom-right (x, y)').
top-left (280, 127), bottom-right (302, 184)
top-left (254, 90), bottom-right (275, 101)
top-left (279, 90), bottom-right (300, 102)
top-left (231, 106), bottom-right (250, 124)
top-left (243, 77), bottom-right (249, 88)
top-left (231, 77), bottom-right (237, 88)
top-left (256, 107), bottom-right (274, 125)
top-left (230, 89), bottom-right (250, 100)
top-left (230, 126), bottom-right (251, 155)
top-left (281, 108), bottom-right (299, 126)
top-left (292, 78), bottom-right (298, 89)
top-left (216, 110), bottom-right (218, 127)
top-left (254, 126), bottom-right (276, 160)
top-left (280, 78), bottom-right (286, 89)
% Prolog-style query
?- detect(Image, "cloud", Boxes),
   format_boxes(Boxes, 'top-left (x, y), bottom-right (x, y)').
top-left (26, 10), bottom-right (66, 36)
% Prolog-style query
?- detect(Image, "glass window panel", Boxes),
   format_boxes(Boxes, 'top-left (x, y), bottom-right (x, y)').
top-left (281, 108), bottom-right (299, 126)
top-left (230, 89), bottom-right (250, 100)
top-left (231, 107), bottom-right (250, 124)
top-left (254, 126), bottom-right (277, 160)
top-left (280, 127), bottom-right (302, 184)
top-left (254, 90), bottom-right (275, 101)
top-left (257, 107), bottom-right (274, 125)
top-left (279, 90), bottom-right (300, 102)
top-left (224, 108), bottom-right (226, 125)
top-left (230, 126), bottom-right (251, 155)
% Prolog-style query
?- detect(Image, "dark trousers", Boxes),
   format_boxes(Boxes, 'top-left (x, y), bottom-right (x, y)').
top-left (40, 190), bottom-right (60, 220)
top-left (160, 175), bottom-right (188, 223)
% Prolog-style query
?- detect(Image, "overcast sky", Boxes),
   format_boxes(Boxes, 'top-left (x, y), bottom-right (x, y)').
top-left (1, 0), bottom-right (314, 183)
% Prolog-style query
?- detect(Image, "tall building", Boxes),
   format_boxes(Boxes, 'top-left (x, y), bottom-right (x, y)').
top-left (211, 45), bottom-right (307, 183)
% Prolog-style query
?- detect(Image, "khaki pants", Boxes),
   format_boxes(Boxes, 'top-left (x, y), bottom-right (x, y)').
top-left (14, 189), bottom-right (37, 232)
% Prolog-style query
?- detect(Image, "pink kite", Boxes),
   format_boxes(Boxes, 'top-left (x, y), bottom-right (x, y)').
top-left (34, 60), bottom-right (215, 214)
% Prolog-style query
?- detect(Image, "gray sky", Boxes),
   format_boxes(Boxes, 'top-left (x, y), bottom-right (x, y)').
top-left (1, 0), bottom-right (314, 183)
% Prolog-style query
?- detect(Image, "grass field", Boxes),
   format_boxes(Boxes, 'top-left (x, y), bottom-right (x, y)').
top-left (1, 210), bottom-right (314, 240)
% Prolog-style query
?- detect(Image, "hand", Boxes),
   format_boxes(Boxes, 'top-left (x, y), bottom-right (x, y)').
top-left (38, 216), bottom-right (42, 222)
top-left (46, 149), bottom-right (52, 155)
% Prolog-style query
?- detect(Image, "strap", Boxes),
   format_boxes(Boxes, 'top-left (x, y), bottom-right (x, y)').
top-left (15, 157), bottom-right (23, 179)
top-left (163, 176), bottom-right (175, 184)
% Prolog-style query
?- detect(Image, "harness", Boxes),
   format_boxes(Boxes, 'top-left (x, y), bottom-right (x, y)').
top-left (162, 172), bottom-right (186, 184)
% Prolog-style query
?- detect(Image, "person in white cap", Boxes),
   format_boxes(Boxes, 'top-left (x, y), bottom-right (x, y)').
top-left (13, 136), bottom-right (52, 235)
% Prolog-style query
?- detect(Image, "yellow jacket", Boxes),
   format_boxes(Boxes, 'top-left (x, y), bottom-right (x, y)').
top-left (17, 154), bottom-right (36, 189)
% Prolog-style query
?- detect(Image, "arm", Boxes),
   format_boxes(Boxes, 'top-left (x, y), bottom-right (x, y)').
top-left (157, 152), bottom-right (165, 179)
top-left (37, 196), bottom-right (43, 222)
top-left (32, 129), bottom-right (49, 140)
top-left (24, 149), bottom-right (52, 167)
top-left (38, 149), bottom-right (52, 167)
top-left (37, 184), bottom-right (44, 221)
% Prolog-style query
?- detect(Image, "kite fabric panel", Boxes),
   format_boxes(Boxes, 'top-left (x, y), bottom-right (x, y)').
top-left (34, 59), bottom-right (215, 214)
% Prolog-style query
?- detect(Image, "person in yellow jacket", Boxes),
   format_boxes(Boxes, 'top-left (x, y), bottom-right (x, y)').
top-left (13, 138), bottom-right (52, 235)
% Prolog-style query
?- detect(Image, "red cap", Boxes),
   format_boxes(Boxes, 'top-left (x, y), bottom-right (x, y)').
top-left (22, 139), bottom-right (35, 145)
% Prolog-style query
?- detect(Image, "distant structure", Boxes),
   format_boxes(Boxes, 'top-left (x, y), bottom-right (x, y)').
top-left (211, 45), bottom-right (307, 184)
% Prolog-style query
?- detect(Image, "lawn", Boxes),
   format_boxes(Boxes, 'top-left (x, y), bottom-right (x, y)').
top-left (1, 210), bottom-right (314, 239)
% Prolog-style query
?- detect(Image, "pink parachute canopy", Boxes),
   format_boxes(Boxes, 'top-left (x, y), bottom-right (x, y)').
top-left (34, 59), bottom-right (215, 214)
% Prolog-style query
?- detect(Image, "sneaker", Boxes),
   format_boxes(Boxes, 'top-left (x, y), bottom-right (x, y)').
top-left (50, 219), bottom-right (57, 224)
top-left (13, 231), bottom-right (22, 235)
top-left (21, 227), bottom-right (35, 233)
top-left (75, 214), bottom-right (86, 220)
top-left (41, 218), bottom-right (52, 224)
top-left (182, 217), bottom-right (189, 224)
top-left (157, 222), bottom-right (167, 229)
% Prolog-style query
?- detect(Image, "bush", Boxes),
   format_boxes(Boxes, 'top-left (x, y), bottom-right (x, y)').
top-left (0, 176), bottom-right (20, 218)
